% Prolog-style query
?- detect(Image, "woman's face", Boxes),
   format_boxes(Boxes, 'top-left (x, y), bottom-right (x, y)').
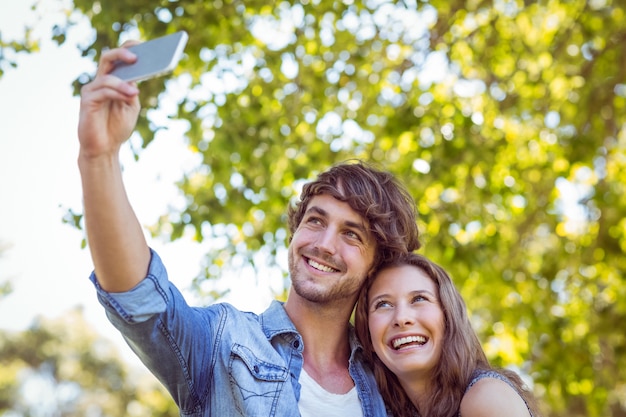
top-left (367, 264), bottom-right (445, 384)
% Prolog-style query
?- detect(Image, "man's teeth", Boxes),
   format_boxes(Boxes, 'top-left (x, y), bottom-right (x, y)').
top-left (392, 335), bottom-right (427, 349)
top-left (308, 259), bottom-right (337, 272)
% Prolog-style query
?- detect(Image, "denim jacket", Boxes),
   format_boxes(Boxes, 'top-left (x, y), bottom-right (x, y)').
top-left (90, 249), bottom-right (388, 417)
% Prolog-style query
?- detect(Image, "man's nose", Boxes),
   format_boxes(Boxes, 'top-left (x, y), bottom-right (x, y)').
top-left (316, 228), bottom-right (338, 254)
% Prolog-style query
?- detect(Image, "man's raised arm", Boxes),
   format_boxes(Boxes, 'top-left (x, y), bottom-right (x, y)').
top-left (77, 44), bottom-right (150, 292)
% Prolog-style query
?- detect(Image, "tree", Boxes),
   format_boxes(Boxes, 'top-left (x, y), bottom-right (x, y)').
top-left (0, 308), bottom-right (177, 416)
top-left (0, 242), bottom-right (13, 300)
top-left (5, 0), bottom-right (625, 415)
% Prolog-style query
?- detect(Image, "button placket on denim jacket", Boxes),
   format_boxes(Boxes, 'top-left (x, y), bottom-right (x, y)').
top-left (91, 249), bottom-right (387, 417)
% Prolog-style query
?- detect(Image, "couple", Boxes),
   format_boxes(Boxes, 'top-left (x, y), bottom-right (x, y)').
top-left (78, 44), bottom-right (539, 416)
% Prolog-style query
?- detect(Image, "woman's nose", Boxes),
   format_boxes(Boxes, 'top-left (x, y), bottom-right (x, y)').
top-left (393, 305), bottom-right (415, 327)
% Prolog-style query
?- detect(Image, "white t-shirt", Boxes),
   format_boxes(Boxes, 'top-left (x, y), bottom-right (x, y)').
top-left (298, 368), bottom-right (364, 417)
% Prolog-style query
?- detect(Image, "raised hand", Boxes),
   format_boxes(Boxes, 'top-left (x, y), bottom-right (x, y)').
top-left (78, 44), bottom-right (140, 160)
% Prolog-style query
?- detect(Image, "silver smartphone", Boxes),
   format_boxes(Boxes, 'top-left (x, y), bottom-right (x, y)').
top-left (110, 31), bottom-right (188, 82)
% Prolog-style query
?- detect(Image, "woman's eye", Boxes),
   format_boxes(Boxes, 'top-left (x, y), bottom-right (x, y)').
top-left (374, 300), bottom-right (391, 309)
top-left (412, 295), bottom-right (426, 303)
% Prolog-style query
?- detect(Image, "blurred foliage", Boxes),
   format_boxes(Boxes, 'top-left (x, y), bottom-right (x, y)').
top-left (0, 22), bottom-right (38, 78)
top-left (0, 308), bottom-right (177, 416)
top-left (0, 242), bottom-right (13, 299)
top-left (4, 0), bottom-right (626, 415)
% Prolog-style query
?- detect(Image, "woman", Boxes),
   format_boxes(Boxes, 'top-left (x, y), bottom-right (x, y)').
top-left (355, 253), bottom-right (540, 417)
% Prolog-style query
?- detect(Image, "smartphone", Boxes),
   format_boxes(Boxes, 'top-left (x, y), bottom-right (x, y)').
top-left (110, 31), bottom-right (188, 82)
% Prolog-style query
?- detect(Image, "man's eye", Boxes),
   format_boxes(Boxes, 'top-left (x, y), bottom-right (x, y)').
top-left (346, 230), bottom-right (361, 241)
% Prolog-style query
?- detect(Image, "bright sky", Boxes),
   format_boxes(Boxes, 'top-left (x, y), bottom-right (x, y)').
top-left (0, 0), bottom-right (276, 366)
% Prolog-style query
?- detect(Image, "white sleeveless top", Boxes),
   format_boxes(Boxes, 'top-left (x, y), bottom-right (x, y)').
top-left (298, 368), bottom-right (364, 417)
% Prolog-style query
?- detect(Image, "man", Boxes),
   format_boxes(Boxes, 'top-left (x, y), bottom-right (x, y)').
top-left (78, 44), bottom-right (421, 416)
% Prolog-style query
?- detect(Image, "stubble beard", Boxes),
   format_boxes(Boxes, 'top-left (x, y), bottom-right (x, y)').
top-left (287, 247), bottom-right (362, 304)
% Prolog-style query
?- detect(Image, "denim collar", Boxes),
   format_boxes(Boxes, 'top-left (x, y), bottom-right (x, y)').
top-left (259, 300), bottom-right (364, 358)
top-left (259, 300), bottom-right (301, 346)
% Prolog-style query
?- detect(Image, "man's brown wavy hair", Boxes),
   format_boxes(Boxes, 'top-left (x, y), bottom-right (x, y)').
top-left (287, 160), bottom-right (421, 273)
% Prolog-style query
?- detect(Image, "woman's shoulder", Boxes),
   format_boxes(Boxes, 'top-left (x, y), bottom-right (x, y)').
top-left (459, 370), bottom-right (532, 417)
top-left (465, 369), bottom-right (515, 392)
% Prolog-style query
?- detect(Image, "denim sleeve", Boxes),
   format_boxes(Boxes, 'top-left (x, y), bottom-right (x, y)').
top-left (89, 248), bottom-right (217, 414)
top-left (89, 249), bottom-right (170, 323)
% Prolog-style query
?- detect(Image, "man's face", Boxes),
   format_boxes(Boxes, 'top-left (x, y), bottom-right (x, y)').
top-left (288, 194), bottom-right (377, 304)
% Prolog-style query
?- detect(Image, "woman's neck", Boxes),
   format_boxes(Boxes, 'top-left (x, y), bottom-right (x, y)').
top-left (399, 374), bottom-right (431, 412)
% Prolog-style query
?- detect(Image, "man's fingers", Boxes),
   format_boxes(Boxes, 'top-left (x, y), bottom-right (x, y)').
top-left (83, 73), bottom-right (139, 96)
top-left (81, 76), bottom-right (139, 106)
top-left (95, 46), bottom-right (138, 78)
